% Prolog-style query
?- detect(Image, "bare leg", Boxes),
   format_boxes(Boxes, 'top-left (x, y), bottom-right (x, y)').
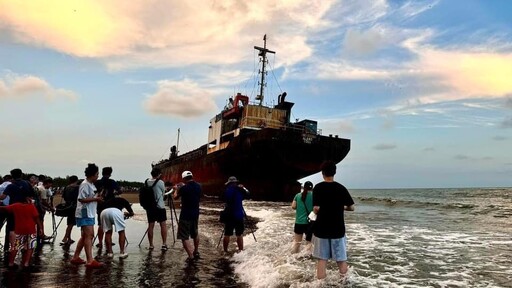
top-left (72, 232), bottom-right (85, 260)
top-left (147, 222), bottom-right (155, 247)
top-left (118, 231), bottom-right (126, 254)
top-left (22, 248), bottom-right (34, 267)
top-left (105, 230), bottom-right (113, 254)
top-left (159, 221), bottom-right (167, 245)
top-left (182, 239), bottom-right (194, 258)
top-left (223, 236), bottom-right (230, 252)
top-left (291, 234), bottom-right (303, 253)
top-left (236, 236), bottom-right (243, 251)
top-left (83, 226), bottom-right (95, 264)
top-left (337, 261), bottom-right (349, 276)
top-left (8, 247), bottom-right (17, 266)
top-left (317, 259), bottom-right (327, 279)
top-left (62, 224), bottom-right (73, 243)
top-left (97, 226), bottom-right (104, 247)
top-left (193, 236), bottom-right (199, 254)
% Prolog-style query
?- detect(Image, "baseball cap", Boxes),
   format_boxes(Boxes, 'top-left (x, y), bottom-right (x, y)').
top-left (181, 171), bottom-right (193, 179)
top-left (225, 176), bottom-right (238, 185)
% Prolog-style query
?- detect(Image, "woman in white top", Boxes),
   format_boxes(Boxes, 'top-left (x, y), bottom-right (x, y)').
top-left (70, 163), bottom-right (104, 268)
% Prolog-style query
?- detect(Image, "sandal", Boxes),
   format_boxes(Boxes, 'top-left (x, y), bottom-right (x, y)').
top-left (161, 245), bottom-right (168, 251)
top-left (85, 260), bottom-right (104, 269)
top-left (70, 258), bottom-right (86, 265)
top-left (148, 246), bottom-right (154, 250)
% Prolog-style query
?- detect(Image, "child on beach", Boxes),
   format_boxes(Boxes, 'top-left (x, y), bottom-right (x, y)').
top-left (69, 163), bottom-right (104, 268)
top-left (0, 194), bottom-right (43, 270)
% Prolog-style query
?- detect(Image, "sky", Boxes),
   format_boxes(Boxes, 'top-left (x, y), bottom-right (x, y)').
top-left (1, 0), bottom-right (511, 189)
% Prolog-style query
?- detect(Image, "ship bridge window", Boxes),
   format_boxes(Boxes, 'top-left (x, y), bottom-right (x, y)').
top-left (297, 119), bottom-right (318, 134)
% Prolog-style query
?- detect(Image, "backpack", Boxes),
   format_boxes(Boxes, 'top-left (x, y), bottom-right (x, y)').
top-left (139, 179), bottom-right (158, 210)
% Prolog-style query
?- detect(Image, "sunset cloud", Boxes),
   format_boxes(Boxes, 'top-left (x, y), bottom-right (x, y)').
top-left (143, 79), bottom-right (217, 118)
top-left (0, 73), bottom-right (78, 100)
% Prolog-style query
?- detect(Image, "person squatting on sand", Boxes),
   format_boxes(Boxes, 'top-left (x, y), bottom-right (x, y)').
top-left (311, 161), bottom-right (355, 280)
top-left (100, 196), bottom-right (134, 258)
top-left (222, 176), bottom-right (250, 253)
top-left (145, 167), bottom-right (168, 250)
top-left (70, 163), bottom-right (104, 268)
top-left (291, 180), bottom-right (314, 254)
top-left (95, 166), bottom-right (121, 249)
top-left (173, 170), bottom-right (201, 261)
top-left (0, 187), bottom-right (43, 270)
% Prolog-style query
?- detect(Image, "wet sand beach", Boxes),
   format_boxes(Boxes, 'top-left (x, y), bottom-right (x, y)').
top-left (0, 197), bottom-right (252, 288)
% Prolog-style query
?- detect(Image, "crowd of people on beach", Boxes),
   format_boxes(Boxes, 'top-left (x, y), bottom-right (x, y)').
top-left (0, 160), bottom-right (355, 281)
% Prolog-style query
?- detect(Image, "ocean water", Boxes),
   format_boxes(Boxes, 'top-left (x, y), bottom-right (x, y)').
top-left (231, 187), bottom-right (512, 287)
top-left (1, 188), bottom-right (511, 287)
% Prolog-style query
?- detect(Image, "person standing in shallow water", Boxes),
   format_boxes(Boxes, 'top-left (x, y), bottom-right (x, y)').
top-left (291, 181), bottom-right (314, 253)
top-left (222, 176), bottom-right (250, 253)
top-left (173, 170), bottom-right (201, 261)
top-left (312, 161), bottom-right (355, 280)
top-left (70, 163), bottom-right (104, 268)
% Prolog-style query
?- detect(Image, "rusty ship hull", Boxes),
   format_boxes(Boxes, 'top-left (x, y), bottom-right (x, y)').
top-left (156, 128), bottom-right (350, 200)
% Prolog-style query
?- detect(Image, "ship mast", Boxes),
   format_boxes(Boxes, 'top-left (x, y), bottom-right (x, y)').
top-left (254, 34), bottom-right (275, 106)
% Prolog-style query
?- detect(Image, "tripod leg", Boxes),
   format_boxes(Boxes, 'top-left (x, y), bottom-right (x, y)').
top-left (217, 227), bottom-right (225, 248)
top-left (138, 229), bottom-right (148, 247)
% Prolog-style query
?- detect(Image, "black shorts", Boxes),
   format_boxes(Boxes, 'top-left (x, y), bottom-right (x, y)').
top-left (177, 219), bottom-right (198, 240)
top-left (67, 213), bottom-right (76, 226)
top-left (224, 219), bottom-right (244, 237)
top-left (146, 208), bottom-right (167, 223)
top-left (294, 223), bottom-right (313, 242)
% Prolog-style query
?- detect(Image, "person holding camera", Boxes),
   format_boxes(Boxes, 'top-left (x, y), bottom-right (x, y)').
top-left (173, 170), bottom-right (201, 261)
top-left (222, 176), bottom-right (250, 253)
top-left (100, 196), bottom-right (134, 259)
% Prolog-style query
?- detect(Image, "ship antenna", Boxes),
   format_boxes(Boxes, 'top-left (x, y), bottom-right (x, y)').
top-left (177, 128), bottom-right (180, 155)
top-left (254, 34), bottom-right (275, 106)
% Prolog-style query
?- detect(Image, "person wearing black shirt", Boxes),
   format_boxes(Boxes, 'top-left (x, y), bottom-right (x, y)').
top-left (312, 161), bottom-right (355, 280)
top-left (95, 167), bottom-right (120, 249)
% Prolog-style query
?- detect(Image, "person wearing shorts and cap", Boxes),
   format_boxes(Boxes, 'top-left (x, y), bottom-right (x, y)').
top-left (222, 176), bottom-right (250, 253)
top-left (173, 170), bottom-right (201, 261)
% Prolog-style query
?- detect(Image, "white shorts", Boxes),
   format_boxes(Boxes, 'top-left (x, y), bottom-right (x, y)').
top-left (100, 208), bottom-right (126, 232)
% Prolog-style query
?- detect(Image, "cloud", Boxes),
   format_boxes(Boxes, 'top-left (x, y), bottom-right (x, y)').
top-left (454, 154), bottom-right (469, 160)
top-left (0, 0), bottom-right (330, 70)
top-left (0, 73), bottom-right (78, 100)
top-left (500, 117), bottom-right (512, 129)
top-left (143, 79), bottom-right (217, 118)
top-left (493, 136), bottom-right (507, 141)
top-left (505, 96), bottom-right (512, 109)
top-left (342, 27), bottom-right (388, 56)
top-left (413, 49), bottom-right (512, 102)
top-left (373, 143), bottom-right (396, 150)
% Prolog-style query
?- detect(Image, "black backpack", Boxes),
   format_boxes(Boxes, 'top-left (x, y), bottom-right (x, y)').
top-left (139, 179), bottom-right (158, 210)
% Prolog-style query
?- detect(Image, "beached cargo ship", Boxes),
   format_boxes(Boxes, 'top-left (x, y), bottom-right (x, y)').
top-left (153, 35), bottom-right (350, 200)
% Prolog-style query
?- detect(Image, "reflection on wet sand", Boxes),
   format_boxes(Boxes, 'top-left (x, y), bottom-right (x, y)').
top-left (1, 203), bottom-right (250, 288)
